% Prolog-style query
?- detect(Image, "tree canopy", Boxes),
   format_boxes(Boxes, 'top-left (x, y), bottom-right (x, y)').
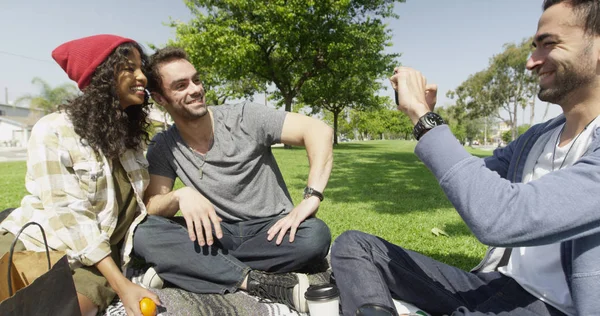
top-left (297, 16), bottom-right (398, 143)
top-left (15, 77), bottom-right (78, 114)
top-left (447, 37), bottom-right (536, 141)
top-left (170, 0), bottom-right (403, 115)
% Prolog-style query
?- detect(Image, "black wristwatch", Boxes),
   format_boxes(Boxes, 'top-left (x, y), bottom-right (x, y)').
top-left (413, 112), bottom-right (445, 140)
top-left (303, 187), bottom-right (324, 201)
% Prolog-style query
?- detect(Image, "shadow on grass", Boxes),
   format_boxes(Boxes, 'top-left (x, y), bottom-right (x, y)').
top-left (441, 221), bottom-right (475, 237)
top-left (419, 250), bottom-right (483, 271)
top-left (279, 141), bottom-right (458, 215)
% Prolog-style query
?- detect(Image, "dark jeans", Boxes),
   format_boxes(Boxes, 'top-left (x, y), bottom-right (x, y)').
top-left (330, 231), bottom-right (566, 316)
top-left (133, 214), bottom-right (331, 294)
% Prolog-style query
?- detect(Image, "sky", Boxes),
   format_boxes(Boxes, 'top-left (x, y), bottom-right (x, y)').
top-left (0, 0), bottom-right (561, 125)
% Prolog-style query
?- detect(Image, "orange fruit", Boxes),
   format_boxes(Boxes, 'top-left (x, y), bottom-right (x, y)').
top-left (139, 297), bottom-right (157, 316)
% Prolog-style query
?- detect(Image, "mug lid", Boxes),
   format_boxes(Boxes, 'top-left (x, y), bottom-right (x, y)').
top-left (304, 284), bottom-right (339, 301)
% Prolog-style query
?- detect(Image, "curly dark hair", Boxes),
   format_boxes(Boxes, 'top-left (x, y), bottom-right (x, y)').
top-left (543, 0), bottom-right (600, 35)
top-left (147, 46), bottom-right (190, 95)
top-left (59, 42), bottom-right (151, 159)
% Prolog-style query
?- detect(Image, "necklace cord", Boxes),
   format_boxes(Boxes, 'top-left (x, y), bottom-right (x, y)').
top-left (552, 117), bottom-right (597, 171)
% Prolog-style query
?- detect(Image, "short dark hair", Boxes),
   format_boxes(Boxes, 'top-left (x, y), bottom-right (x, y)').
top-left (543, 0), bottom-right (600, 35)
top-left (147, 47), bottom-right (190, 95)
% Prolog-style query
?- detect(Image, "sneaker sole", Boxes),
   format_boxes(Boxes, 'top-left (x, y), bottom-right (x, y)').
top-left (292, 273), bottom-right (310, 313)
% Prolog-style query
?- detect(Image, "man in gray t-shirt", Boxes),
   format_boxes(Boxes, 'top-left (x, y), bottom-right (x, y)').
top-left (132, 47), bottom-right (333, 313)
top-left (147, 101), bottom-right (295, 222)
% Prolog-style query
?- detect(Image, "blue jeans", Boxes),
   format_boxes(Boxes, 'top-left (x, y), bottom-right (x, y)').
top-left (330, 231), bottom-right (565, 316)
top-left (133, 215), bottom-right (331, 294)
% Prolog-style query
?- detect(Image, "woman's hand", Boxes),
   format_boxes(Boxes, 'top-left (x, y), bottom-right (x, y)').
top-left (95, 255), bottom-right (161, 316)
top-left (116, 280), bottom-right (161, 316)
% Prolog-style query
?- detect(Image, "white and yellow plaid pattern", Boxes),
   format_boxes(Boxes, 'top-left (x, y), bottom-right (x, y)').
top-left (0, 112), bottom-right (149, 271)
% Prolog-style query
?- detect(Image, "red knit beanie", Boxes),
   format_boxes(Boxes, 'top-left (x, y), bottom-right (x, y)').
top-left (51, 34), bottom-right (135, 90)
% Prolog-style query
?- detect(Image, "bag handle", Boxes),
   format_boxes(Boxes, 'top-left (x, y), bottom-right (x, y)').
top-left (7, 222), bottom-right (51, 296)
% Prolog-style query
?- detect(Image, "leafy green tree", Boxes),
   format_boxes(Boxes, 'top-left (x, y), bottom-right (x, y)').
top-left (436, 105), bottom-right (485, 145)
top-left (518, 124), bottom-right (531, 136)
top-left (301, 78), bottom-right (394, 144)
top-left (296, 13), bottom-right (398, 144)
top-left (347, 103), bottom-right (413, 140)
top-left (501, 124), bottom-right (529, 144)
top-left (502, 130), bottom-right (512, 144)
top-left (447, 37), bottom-right (537, 141)
top-left (446, 70), bottom-right (495, 121)
top-left (350, 109), bottom-right (374, 140)
top-left (171, 0), bottom-right (402, 114)
top-left (322, 109), bottom-right (353, 139)
top-left (152, 40), bottom-right (264, 106)
top-left (487, 38), bottom-right (537, 140)
top-left (15, 77), bottom-right (78, 114)
top-left (391, 110), bottom-right (414, 140)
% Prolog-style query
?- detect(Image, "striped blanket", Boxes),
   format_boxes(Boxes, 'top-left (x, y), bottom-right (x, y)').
top-left (102, 270), bottom-right (331, 316)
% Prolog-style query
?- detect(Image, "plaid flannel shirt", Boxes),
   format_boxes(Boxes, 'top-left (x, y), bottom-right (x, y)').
top-left (0, 112), bottom-right (149, 271)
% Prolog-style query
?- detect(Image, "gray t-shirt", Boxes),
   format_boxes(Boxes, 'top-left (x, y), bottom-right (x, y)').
top-left (147, 101), bottom-right (294, 222)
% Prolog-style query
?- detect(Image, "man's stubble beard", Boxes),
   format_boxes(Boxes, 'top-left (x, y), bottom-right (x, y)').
top-left (538, 43), bottom-right (595, 104)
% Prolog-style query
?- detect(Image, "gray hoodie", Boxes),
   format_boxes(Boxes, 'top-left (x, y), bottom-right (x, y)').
top-left (416, 115), bottom-right (600, 315)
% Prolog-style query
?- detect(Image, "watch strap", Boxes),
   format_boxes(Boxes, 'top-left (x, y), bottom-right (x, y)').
top-left (413, 121), bottom-right (428, 141)
top-left (304, 187), bottom-right (324, 201)
top-left (413, 112), bottom-right (445, 140)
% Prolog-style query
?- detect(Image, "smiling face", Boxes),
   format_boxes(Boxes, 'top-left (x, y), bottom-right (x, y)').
top-left (527, 2), bottom-right (600, 106)
top-left (153, 58), bottom-right (206, 121)
top-left (116, 48), bottom-right (147, 109)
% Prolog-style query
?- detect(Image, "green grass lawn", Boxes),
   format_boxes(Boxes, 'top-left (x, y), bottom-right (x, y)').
top-left (0, 140), bottom-right (493, 270)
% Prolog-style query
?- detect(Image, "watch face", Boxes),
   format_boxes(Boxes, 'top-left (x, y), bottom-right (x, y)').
top-left (422, 112), bottom-right (445, 128)
top-left (413, 112), bottom-right (445, 140)
top-left (303, 186), bottom-right (324, 201)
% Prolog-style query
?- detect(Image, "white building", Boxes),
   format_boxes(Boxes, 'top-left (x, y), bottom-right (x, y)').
top-left (492, 120), bottom-right (512, 145)
top-left (0, 103), bottom-right (173, 147)
top-left (0, 103), bottom-right (43, 147)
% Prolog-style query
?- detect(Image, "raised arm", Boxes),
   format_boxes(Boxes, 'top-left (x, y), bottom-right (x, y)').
top-left (280, 112), bottom-right (334, 195)
top-left (267, 112), bottom-right (334, 244)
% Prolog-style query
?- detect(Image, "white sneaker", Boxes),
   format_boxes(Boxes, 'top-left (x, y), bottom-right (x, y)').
top-left (141, 267), bottom-right (164, 289)
top-left (292, 273), bottom-right (310, 313)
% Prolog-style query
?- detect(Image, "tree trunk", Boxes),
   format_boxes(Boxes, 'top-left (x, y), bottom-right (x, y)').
top-left (333, 110), bottom-right (339, 145)
top-left (529, 95), bottom-right (535, 126)
top-left (284, 94), bottom-right (294, 149)
top-left (543, 102), bottom-right (550, 121)
top-left (512, 102), bottom-right (518, 140)
top-left (284, 96), bottom-right (292, 112)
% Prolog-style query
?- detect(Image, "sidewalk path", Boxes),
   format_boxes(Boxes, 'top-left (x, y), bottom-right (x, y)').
top-left (0, 147), bottom-right (27, 162)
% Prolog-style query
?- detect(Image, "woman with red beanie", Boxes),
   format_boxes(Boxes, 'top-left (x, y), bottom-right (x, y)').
top-left (0, 34), bottom-right (160, 316)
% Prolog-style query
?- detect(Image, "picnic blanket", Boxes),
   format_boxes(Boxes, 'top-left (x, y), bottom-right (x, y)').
top-left (101, 270), bottom-right (331, 316)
